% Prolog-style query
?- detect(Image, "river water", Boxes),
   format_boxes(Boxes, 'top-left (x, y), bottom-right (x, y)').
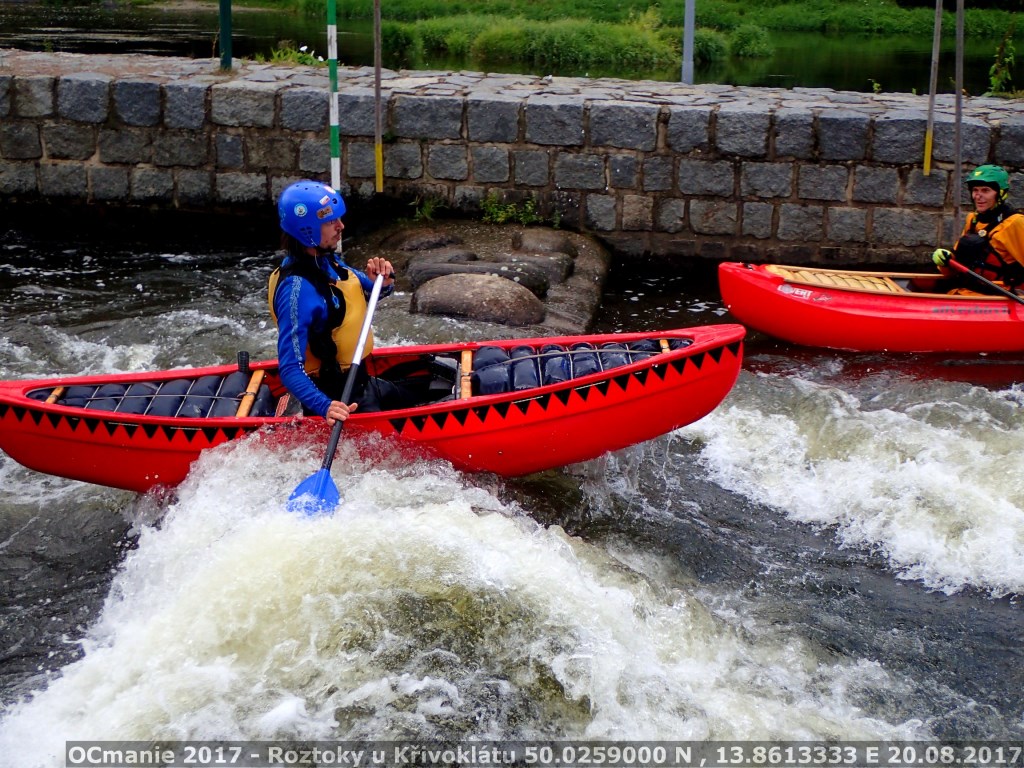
top-left (0, 220), bottom-right (1023, 764)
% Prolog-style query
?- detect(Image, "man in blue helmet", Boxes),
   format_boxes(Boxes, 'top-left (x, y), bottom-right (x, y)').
top-left (268, 179), bottom-right (403, 424)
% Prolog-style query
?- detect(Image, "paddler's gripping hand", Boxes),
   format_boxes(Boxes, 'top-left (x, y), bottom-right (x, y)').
top-left (932, 248), bottom-right (952, 270)
top-left (365, 257), bottom-right (396, 288)
top-left (326, 400), bottom-right (358, 426)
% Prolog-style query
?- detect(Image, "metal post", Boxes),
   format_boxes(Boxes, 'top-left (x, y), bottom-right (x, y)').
top-left (327, 0), bottom-right (341, 191)
top-left (953, 0), bottom-right (964, 230)
top-left (374, 0), bottom-right (383, 193)
top-left (218, 0), bottom-right (232, 70)
top-left (681, 0), bottom-right (695, 84)
top-left (923, 0), bottom-right (942, 176)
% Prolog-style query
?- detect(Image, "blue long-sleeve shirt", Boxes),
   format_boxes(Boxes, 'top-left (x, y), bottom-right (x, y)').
top-left (273, 253), bottom-right (391, 418)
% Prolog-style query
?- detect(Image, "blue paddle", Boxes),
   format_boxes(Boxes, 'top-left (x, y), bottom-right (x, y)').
top-left (287, 273), bottom-right (386, 516)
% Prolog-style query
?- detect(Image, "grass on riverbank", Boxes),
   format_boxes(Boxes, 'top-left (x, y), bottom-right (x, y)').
top-left (257, 0), bottom-right (1020, 92)
top-left (291, 0), bottom-right (1020, 39)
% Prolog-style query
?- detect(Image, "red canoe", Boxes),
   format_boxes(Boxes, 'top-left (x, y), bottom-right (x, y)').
top-left (0, 325), bottom-right (744, 492)
top-left (719, 261), bottom-right (1024, 353)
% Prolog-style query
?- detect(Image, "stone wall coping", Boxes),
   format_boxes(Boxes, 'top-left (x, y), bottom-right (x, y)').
top-left (4, 48), bottom-right (1024, 265)
top-left (1, 48), bottom-right (1021, 122)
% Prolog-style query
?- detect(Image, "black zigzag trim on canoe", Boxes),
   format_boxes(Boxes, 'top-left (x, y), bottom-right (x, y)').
top-left (554, 389), bottom-right (572, 406)
top-left (690, 352), bottom-right (706, 370)
top-left (595, 380), bottom-right (611, 397)
top-left (726, 341), bottom-right (742, 357)
top-left (450, 409), bottom-right (469, 426)
top-left (472, 406), bottom-right (490, 423)
top-left (202, 427), bottom-right (222, 442)
top-left (570, 385), bottom-right (591, 402)
top-left (103, 420), bottom-right (119, 437)
top-left (633, 369), bottom-right (650, 386)
top-left (221, 427), bottom-right (244, 441)
top-left (411, 415), bottom-right (428, 432)
top-left (67, 416), bottom-right (80, 431)
top-left (650, 364), bottom-right (667, 381)
top-left (512, 399), bottom-right (531, 416)
top-left (0, 403), bottom-right (8, 419)
top-left (612, 373), bottom-right (632, 392)
top-left (389, 417), bottom-right (408, 433)
top-left (12, 406), bottom-right (26, 422)
top-left (29, 409), bottom-right (43, 427)
top-left (143, 424), bottom-right (160, 439)
top-left (46, 412), bottom-right (62, 430)
top-left (670, 358), bottom-right (687, 375)
top-left (430, 412), bottom-right (448, 430)
top-left (160, 426), bottom-right (177, 441)
top-left (493, 402), bottom-right (510, 419)
top-left (84, 417), bottom-right (101, 434)
top-left (123, 424), bottom-right (138, 439)
top-left (708, 345), bottom-right (724, 364)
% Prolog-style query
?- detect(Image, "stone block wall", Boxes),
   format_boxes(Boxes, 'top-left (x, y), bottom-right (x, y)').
top-left (1, 50), bottom-right (1023, 265)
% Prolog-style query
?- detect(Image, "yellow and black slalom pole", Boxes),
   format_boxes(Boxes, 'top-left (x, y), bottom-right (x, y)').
top-left (374, 0), bottom-right (384, 192)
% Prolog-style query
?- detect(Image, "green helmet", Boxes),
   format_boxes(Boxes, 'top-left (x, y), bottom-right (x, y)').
top-left (966, 164), bottom-right (1010, 191)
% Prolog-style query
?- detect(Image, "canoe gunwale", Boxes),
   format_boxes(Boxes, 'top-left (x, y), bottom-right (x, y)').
top-left (762, 263), bottom-right (1010, 300)
top-left (719, 261), bottom-right (1023, 353)
top-left (7, 327), bottom-right (726, 425)
top-left (0, 325), bottom-right (746, 490)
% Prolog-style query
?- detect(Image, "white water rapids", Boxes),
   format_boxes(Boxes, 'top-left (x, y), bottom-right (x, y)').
top-left (1, 237), bottom-right (1022, 765)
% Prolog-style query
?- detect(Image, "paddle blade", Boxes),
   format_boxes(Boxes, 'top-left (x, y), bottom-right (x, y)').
top-left (286, 468), bottom-right (340, 516)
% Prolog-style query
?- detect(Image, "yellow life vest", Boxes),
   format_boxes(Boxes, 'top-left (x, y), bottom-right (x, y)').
top-left (267, 257), bottom-right (374, 378)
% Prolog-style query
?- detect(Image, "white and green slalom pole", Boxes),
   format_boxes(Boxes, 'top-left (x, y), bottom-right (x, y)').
top-left (327, 0), bottom-right (341, 190)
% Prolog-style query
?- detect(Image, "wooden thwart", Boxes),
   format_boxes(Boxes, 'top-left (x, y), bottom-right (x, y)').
top-left (459, 350), bottom-right (473, 400)
top-left (235, 370), bottom-right (266, 418)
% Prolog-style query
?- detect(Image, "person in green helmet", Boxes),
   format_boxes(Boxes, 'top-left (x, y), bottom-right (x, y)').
top-left (932, 164), bottom-right (1024, 295)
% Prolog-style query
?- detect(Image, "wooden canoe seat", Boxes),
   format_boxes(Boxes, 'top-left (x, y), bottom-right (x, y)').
top-left (767, 264), bottom-right (908, 294)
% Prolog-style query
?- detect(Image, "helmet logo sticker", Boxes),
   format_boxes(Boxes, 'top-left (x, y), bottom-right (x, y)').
top-left (317, 206), bottom-right (334, 219)
top-left (293, 203), bottom-right (308, 217)
top-left (319, 194), bottom-right (332, 205)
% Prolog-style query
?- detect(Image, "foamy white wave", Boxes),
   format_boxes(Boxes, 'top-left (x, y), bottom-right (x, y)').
top-left (0, 433), bottom-right (925, 765)
top-left (683, 372), bottom-right (1024, 597)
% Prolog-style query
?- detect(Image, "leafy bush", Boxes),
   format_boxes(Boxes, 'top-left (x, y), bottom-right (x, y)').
top-left (693, 29), bottom-right (730, 64)
top-left (730, 25), bottom-right (774, 58)
top-left (480, 192), bottom-right (542, 225)
top-left (381, 21), bottom-right (423, 67)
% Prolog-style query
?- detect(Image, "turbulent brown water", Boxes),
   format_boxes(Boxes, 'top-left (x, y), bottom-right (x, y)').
top-left (1, 217), bottom-right (1023, 764)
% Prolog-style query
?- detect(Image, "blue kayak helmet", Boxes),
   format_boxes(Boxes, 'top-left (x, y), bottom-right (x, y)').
top-left (278, 180), bottom-right (346, 248)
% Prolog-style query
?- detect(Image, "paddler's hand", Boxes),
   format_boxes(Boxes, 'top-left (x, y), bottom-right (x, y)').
top-left (365, 257), bottom-right (395, 288)
top-left (932, 248), bottom-right (952, 270)
top-left (325, 400), bottom-right (357, 426)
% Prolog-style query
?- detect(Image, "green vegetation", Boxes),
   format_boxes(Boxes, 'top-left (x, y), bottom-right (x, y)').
top-left (988, 25), bottom-right (1016, 95)
top-left (254, 41), bottom-right (325, 66)
top-left (409, 195), bottom-right (447, 222)
top-left (480, 193), bottom-right (543, 226)
top-left (729, 24), bottom-right (775, 58)
top-left (293, 0), bottom-right (1021, 40)
top-left (265, 0), bottom-right (1019, 86)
